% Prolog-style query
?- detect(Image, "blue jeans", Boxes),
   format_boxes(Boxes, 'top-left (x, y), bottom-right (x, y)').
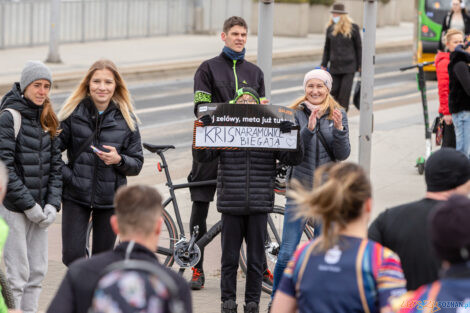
top-left (452, 111), bottom-right (470, 158)
top-left (271, 199), bottom-right (321, 298)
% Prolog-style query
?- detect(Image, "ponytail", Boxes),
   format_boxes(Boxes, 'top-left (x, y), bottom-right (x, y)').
top-left (290, 162), bottom-right (371, 252)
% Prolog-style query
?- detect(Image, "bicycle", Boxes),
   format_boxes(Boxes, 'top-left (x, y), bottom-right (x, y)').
top-left (143, 142), bottom-right (315, 294)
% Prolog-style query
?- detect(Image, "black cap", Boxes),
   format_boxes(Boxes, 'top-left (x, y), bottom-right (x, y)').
top-left (430, 194), bottom-right (470, 263)
top-left (425, 148), bottom-right (470, 192)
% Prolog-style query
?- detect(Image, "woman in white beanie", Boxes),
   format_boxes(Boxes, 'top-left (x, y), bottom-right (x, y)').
top-left (271, 69), bottom-right (350, 300)
top-left (0, 60), bottom-right (62, 313)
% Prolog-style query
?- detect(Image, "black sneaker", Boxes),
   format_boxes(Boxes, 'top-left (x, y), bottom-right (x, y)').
top-left (190, 267), bottom-right (205, 290)
top-left (221, 299), bottom-right (237, 313)
top-left (244, 301), bottom-right (259, 313)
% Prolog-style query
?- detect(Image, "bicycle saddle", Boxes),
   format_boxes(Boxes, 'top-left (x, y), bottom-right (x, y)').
top-left (143, 143), bottom-right (175, 154)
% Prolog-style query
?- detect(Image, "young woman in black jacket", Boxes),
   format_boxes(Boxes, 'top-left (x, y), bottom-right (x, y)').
top-left (58, 59), bottom-right (143, 266)
top-left (321, 3), bottom-right (361, 112)
top-left (0, 61), bottom-right (62, 313)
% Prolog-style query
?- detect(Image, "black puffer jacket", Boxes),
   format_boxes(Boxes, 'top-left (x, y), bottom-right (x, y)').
top-left (448, 48), bottom-right (470, 114)
top-left (59, 98), bottom-right (143, 209)
top-left (0, 83), bottom-right (62, 212)
top-left (289, 105), bottom-right (350, 189)
top-left (321, 23), bottom-right (362, 74)
top-left (194, 145), bottom-right (303, 215)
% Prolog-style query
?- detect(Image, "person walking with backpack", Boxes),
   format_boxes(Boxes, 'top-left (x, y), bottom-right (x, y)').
top-left (58, 59), bottom-right (143, 266)
top-left (271, 162), bottom-right (406, 313)
top-left (321, 3), bottom-right (361, 112)
top-left (0, 61), bottom-right (62, 313)
top-left (270, 69), bottom-right (350, 301)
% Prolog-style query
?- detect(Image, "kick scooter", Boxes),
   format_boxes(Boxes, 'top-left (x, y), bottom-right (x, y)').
top-left (399, 61), bottom-right (435, 175)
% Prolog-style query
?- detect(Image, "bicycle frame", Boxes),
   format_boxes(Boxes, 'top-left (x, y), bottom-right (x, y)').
top-left (156, 150), bottom-right (216, 240)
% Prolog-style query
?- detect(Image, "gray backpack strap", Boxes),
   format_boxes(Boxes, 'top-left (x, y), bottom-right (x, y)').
top-left (1, 108), bottom-right (21, 140)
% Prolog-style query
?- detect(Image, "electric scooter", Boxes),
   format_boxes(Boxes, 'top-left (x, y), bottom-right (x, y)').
top-left (399, 61), bottom-right (435, 175)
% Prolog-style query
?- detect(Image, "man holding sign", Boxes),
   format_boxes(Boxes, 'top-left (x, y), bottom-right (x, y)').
top-left (193, 93), bottom-right (303, 313)
top-left (188, 16), bottom-right (266, 292)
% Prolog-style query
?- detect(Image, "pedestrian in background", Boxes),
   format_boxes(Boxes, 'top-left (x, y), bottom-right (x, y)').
top-left (270, 69), bottom-right (350, 300)
top-left (188, 16), bottom-right (267, 291)
top-left (0, 61), bottom-right (62, 313)
top-left (435, 29), bottom-right (463, 148)
top-left (448, 41), bottom-right (470, 157)
top-left (439, 0), bottom-right (470, 50)
top-left (271, 162), bottom-right (406, 313)
top-left (58, 59), bottom-right (143, 266)
top-left (368, 148), bottom-right (470, 290)
top-left (397, 194), bottom-right (470, 312)
top-left (321, 3), bottom-right (362, 112)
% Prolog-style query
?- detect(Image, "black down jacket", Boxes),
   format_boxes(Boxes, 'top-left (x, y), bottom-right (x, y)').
top-left (288, 105), bottom-right (350, 189)
top-left (448, 48), bottom-right (470, 114)
top-left (193, 144), bottom-right (304, 215)
top-left (0, 83), bottom-right (62, 212)
top-left (59, 98), bottom-right (143, 209)
top-left (321, 23), bottom-right (362, 74)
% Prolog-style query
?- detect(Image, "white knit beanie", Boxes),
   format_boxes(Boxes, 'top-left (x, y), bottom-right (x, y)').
top-left (20, 61), bottom-right (53, 92)
top-left (303, 69), bottom-right (333, 91)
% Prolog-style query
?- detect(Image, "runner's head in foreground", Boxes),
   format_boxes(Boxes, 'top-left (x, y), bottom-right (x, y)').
top-left (292, 162), bottom-right (372, 252)
top-left (271, 162), bottom-right (406, 313)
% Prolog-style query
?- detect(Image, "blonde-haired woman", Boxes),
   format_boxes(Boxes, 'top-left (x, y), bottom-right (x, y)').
top-left (271, 162), bottom-right (407, 313)
top-left (435, 29), bottom-right (463, 148)
top-left (271, 69), bottom-right (350, 300)
top-left (58, 59), bottom-right (143, 266)
top-left (321, 3), bottom-right (361, 112)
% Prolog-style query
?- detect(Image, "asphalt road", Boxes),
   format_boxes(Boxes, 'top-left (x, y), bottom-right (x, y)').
top-left (50, 50), bottom-right (437, 185)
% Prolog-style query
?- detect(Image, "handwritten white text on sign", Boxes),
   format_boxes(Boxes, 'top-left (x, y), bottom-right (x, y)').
top-left (195, 126), bottom-right (298, 150)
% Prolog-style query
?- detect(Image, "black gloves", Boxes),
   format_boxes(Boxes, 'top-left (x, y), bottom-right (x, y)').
top-left (280, 121), bottom-right (293, 133)
top-left (200, 115), bottom-right (212, 126)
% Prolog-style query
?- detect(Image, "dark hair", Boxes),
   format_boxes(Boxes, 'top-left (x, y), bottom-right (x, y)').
top-left (291, 162), bottom-right (372, 251)
top-left (114, 185), bottom-right (163, 236)
top-left (223, 16), bottom-right (248, 33)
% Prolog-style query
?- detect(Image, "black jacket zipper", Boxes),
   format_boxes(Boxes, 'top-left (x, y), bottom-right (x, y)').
top-left (90, 113), bottom-right (101, 208)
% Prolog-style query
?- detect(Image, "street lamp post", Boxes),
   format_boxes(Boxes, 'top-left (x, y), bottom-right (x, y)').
top-left (358, 0), bottom-right (377, 176)
top-left (46, 0), bottom-right (62, 63)
top-left (257, 0), bottom-right (274, 100)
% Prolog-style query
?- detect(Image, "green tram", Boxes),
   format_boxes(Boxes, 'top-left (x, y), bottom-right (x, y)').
top-left (416, 0), bottom-right (456, 77)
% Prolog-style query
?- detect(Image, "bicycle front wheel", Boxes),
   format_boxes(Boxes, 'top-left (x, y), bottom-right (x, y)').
top-left (156, 208), bottom-right (178, 267)
top-left (239, 205), bottom-right (315, 295)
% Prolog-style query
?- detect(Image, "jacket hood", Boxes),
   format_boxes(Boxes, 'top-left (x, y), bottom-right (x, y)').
top-left (0, 82), bottom-right (42, 120)
top-left (435, 51), bottom-right (450, 66)
top-left (450, 47), bottom-right (470, 65)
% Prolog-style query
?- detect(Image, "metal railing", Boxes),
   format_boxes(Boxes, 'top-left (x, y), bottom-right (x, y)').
top-left (0, 0), bottom-right (252, 49)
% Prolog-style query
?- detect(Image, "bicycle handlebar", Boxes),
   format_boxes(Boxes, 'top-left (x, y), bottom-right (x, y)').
top-left (399, 61), bottom-right (435, 72)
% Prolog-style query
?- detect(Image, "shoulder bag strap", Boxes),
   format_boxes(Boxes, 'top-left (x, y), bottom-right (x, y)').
top-left (1, 108), bottom-right (21, 140)
top-left (69, 129), bottom-right (98, 167)
top-left (317, 127), bottom-right (337, 162)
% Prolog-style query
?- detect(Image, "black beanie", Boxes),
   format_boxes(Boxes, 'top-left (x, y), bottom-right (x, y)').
top-left (425, 148), bottom-right (470, 192)
top-left (430, 194), bottom-right (470, 264)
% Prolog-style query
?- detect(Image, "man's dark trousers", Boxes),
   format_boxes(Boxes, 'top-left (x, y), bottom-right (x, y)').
top-left (221, 213), bottom-right (268, 303)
